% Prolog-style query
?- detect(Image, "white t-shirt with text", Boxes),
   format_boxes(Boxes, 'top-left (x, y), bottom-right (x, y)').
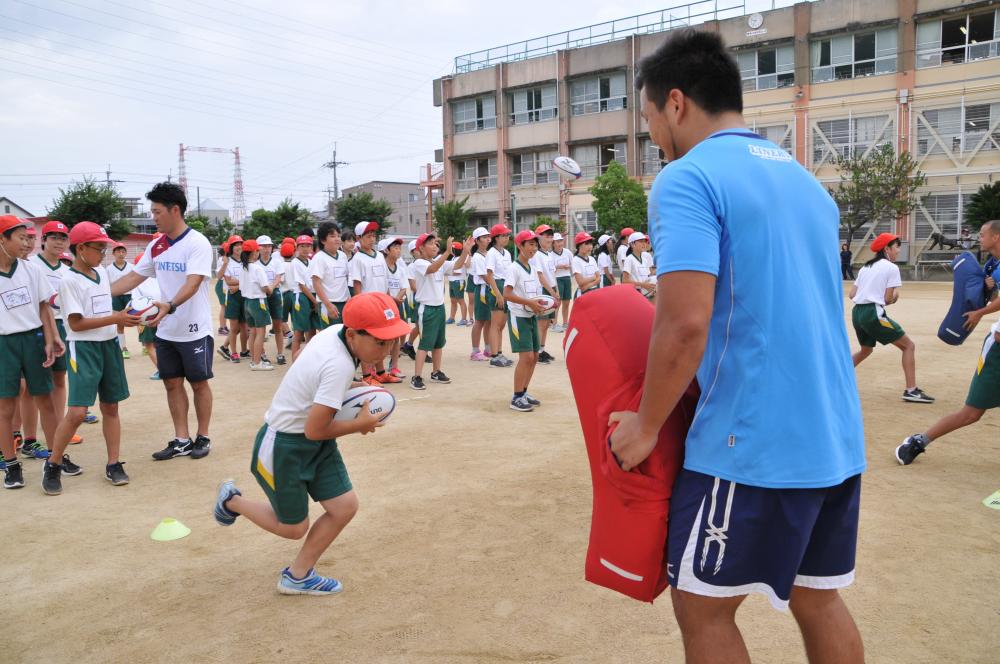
top-left (134, 228), bottom-right (213, 343)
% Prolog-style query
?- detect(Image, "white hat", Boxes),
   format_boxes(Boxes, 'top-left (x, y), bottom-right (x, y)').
top-left (407, 239), bottom-right (417, 252)
top-left (355, 221), bottom-right (379, 236)
top-left (627, 232), bottom-right (648, 244)
top-left (255, 235), bottom-right (273, 246)
top-left (377, 237), bottom-right (402, 253)
top-left (553, 232), bottom-right (564, 241)
top-left (471, 227), bottom-right (490, 240)
top-left (597, 234), bottom-right (611, 247)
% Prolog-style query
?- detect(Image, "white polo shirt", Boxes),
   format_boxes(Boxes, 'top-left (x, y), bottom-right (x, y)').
top-left (309, 249), bottom-right (351, 304)
top-left (241, 261), bottom-right (269, 300)
top-left (223, 260), bottom-right (243, 292)
top-left (289, 257), bottom-right (311, 293)
top-left (0, 259), bottom-right (54, 335)
top-left (134, 227), bottom-right (213, 343)
top-left (530, 250), bottom-right (556, 291)
top-left (572, 254), bottom-right (600, 293)
top-left (616, 244), bottom-right (629, 268)
top-left (348, 249), bottom-right (388, 294)
top-left (470, 251), bottom-right (488, 286)
top-left (107, 260), bottom-right (135, 296)
top-left (259, 256), bottom-right (286, 293)
top-left (552, 249), bottom-right (572, 278)
top-left (410, 258), bottom-right (458, 307)
top-left (506, 260), bottom-right (540, 319)
top-left (622, 253), bottom-right (652, 284)
top-left (485, 247), bottom-right (513, 284)
top-left (60, 266), bottom-right (116, 342)
top-left (386, 262), bottom-right (407, 299)
top-left (852, 259), bottom-right (902, 306)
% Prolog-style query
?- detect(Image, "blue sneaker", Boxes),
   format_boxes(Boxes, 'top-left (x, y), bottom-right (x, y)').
top-left (213, 480), bottom-right (241, 526)
top-left (277, 568), bottom-right (343, 596)
top-left (83, 412), bottom-right (99, 424)
top-left (149, 371), bottom-right (161, 381)
top-left (446, 317), bottom-right (455, 324)
top-left (20, 440), bottom-right (50, 460)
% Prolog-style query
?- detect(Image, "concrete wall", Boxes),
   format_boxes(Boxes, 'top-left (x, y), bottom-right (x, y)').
top-left (505, 55), bottom-right (558, 89)
top-left (567, 109), bottom-right (629, 143)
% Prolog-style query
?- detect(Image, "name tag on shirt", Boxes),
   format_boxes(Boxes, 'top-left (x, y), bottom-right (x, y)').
top-left (91, 294), bottom-right (112, 315)
top-left (372, 264), bottom-right (386, 277)
top-left (333, 266), bottom-right (348, 279)
top-left (1, 286), bottom-right (31, 310)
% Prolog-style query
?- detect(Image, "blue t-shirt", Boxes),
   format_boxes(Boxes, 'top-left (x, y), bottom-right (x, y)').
top-left (648, 130), bottom-right (865, 489)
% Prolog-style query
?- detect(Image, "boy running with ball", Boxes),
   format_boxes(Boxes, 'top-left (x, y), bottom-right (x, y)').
top-left (213, 292), bottom-right (411, 595)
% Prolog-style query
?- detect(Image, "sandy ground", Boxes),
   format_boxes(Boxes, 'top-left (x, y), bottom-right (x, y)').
top-left (6, 282), bottom-right (1000, 663)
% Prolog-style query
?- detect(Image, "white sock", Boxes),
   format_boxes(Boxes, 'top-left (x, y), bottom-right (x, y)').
top-left (118, 333), bottom-right (126, 346)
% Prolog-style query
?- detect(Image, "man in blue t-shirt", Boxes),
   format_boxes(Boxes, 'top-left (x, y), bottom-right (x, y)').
top-left (609, 29), bottom-right (866, 663)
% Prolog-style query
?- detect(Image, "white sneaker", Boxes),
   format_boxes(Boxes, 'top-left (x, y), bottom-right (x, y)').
top-left (250, 362), bottom-right (275, 371)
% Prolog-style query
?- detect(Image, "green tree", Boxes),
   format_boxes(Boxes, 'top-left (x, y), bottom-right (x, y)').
top-left (184, 215), bottom-right (234, 246)
top-left (48, 178), bottom-right (126, 227)
top-left (334, 192), bottom-right (394, 234)
top-left (536, 214), bottom-right (565, 235)
top-left (829, 145), bottom-right (926, 248)
top-left (966, 182), bottom-right (1000, 231)
top-left (105, 218), bottom-right (134, 240)
top-left (242, 198), bottom-right (313, 242)
top-left (432, 197), bottom-right (476, 240)
top-left (589, 161), bottom-right (648, 234)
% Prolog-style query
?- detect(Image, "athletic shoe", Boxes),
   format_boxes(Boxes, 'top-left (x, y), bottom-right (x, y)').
top-left (261, 354), bottom-right (270, 364)
top-left (230, 353), bottom-right (240, 363)
top-left (470, 350), bottom-right (486, 361)
top-left (551, 324), bottom-right (565, 333)
top-left (3, 461), bottom-right (24, 489)
top-left (105, 462), bottom-right (129, 486)
top-left (362, 375), bottom-right (381, 386)
top-left (377, 372), bottom-right (402, 384)
top-left (41, 460), bottom-right (62, 495)
top-left (12, 431), bottom-right (22, 452)
top-left (20, 440), bottom-right (50, 460)
top-left (69, 434), bottom-right (83, 445)
top-left (250, 362), bottom-right (275, 371)
top-left (141, 347), bottom-right (148, 356)
top-left (446, 317), bottom-right (455, 324)
top-left (276, 354), bottom-right (287, 366)
top-left (149, 371), bottom-right (161, 380)
top-left (284, 330), bottom-right (293, 340)
top-left (152, 438), bottom-right (192, 461)
top-left (494, 354), bottom-right (514, 367)
top-left (489, 356), bottom-right (507, 368)
top-left (510, 396), bottom-right (534, 412)
top-left (455, 319), bottom-right (466, 327)
top-left (389, 367), bottom-right (405, 378)
top-left (430, 370), bottom-right (451, 384)
top-left (524, 394), bottom-right (541, 406)
top-left (83, 411), bottom-right (99, 424)
top-left (401, 344), bottom-right (416, 360)
top-left (217, 345), bottom-right (231, 361)
top-left (240, 350), bottom-right (251, 359)
top-left (61, 454), bottom-right (82, 476)
top-left (902, 388), bottom-right (935, 403)
top-left (895, 434), bottom-right (928, 466)
top-left (213, 479), bottom-right (242, 526)
top-left (217, 326), bottom-right (228, 336)
top-left (538, 350), bottom-right (554, 364)
top-left (410, 376), bottom-right (426, 391)
top-left (277, 567), bottom-right (343, 596)
top-left (190, 435), bottom-right (212, 460)
top-left (121, 348), bottom-right (131, 359)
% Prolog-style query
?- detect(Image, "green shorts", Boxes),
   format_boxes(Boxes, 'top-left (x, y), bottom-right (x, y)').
top-left (417, 303), bottom-right (447, 351)
top-left (0, 328), bottom-right (53, 398)
top-left (67, 339), bottom-right (130, 407)
top-left (966, 333), bottom-right (1000, 409)
top-left (449, 280), bottom-right (465, 299)
top-left (508, 315), bottom-right (540, 353)
top-left (465, 275), bottom-right (476, 292)
top-left (282, 290), bottom-right (295, 323)
top-left (852, 303), bottom-right (905, 348)
top-left (251, 424), bottom-right (353, 525)
top-left (265, 290), bottom-right (284, 320)
top-left (243, 297), bottom-right (272, 328)
top-left (486, 279), bottom-right (508, 313)
top-left (224, 290), bottom-right (244, 321)
top-left (314, 301), bottom-right (346, 330)
top-left (214, 279), bottom-right (226, 306)
top-left (52, 319), bottom-right (68, 373)
top-left (474, 285), bottom-right (491, 322)
top-left (291, 293), bottom-right (314, 332)
top-left (138, 325), bottom-right (157, 345)
top-left (112, 294), bottom-right (131, 312)
top-left (556, 276), bottom-right (573, 301)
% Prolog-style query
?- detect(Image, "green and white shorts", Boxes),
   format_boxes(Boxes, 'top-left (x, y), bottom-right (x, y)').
top-left (508, 315), bottom-right (540, 354)
top-left (243, 297), bottom-right (272, 328)
top-left (852, 303), bottom-right (905, 348)
top-left (967, 332), bottom-right (1000, 410)
top-left (417, 303), bottom-right (447, 351)
top-left (0, 328), bottom-right (53, 398)
top-left (67, 338), bottom-right (130, 407)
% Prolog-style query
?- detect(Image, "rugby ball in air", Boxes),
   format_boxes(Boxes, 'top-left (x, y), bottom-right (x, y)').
top-left (126, 296), bottom-right (159, 324)
top-left (334, 386), bottom-right (396, 423)
top-left (552, 155), bottom-right (583, 180)
top-left (536, 294), bottom-right (558, 313)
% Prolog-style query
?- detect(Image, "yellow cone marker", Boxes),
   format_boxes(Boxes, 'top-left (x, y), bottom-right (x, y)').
top-left (151, 517), bottom-right (191, 541)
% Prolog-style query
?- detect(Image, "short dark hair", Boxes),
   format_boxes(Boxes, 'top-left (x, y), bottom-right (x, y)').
top-left (317, 221), bottom-right (341, 245)
top-left (340, 230), bottom-right (356, 243)
top-left (635, 29), bottom-right (743, 115)
top-left (146, 182), bottom-right (188, 215)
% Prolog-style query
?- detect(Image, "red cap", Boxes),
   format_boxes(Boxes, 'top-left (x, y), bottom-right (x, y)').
top-left (490, 223), bottom-right (510, 237)
top-left (574, 231), bottom-right (594, 245)
top-left (870, 233), bottom-right (900, 253)
top-left (279, 243), bottom-right (295, 258)
top-left (355, 221), bottom-right (379, 236)
top-left (68, 221), bottom-right (114, 245)
top-left (296, 234), bottom-right (313, 245)
top-left (515, 230), bottom-right (538, 246)
top-left (59, 252), bottom-right (73, 262)
top-left (242, 239), bottom-right (260, 252)
top-left (226, 234), bottom-right (243, 245)
top-left (281, 237), bottom-right (295, 245)
top-left (535, 224), bottom-right (553, 235)
top-left (0, 215), bottom-right (30, 234)
top-left (26, 224), bottom-right (37, 236)
top-left (452, 241), bottom-right (463, 251)
top-left (415, 233), bottom-right (436, 250)
top-left (112, 242), bottom-right (126, 251)
top-left (342, 292), bottom-right (413, 340)
top-left (42, 221), bottom-right (69, 236)
top-left (620, 227), bottom-right (635, 238)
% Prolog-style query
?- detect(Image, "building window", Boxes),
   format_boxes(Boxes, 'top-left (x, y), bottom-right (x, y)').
top-left (640, 139), bottom-right (665, 175)
top-left (570, 142), bottom-right (626, 179)
top-left (455, 157), bottom-right (497, 191)
top-left (753, 123), bottom-right (794, 154)
top-left (510, 150), bottom-right (560, 186)
top-left (3, 205), bottom-right (9, 213)
top-left (738, 45), bottom-right (795, 92)
top-left (812, 115), bottom-right (894, 167)
top-left (407, 192), bottom-right (419, 202)
top-left (916, 192), bottom-right (967, 241)
top-left (453, 95), bottom-right (497, 133)
top-left (916, 103), bottom-right (1000, 156)
top-left (811, 28), bottom-right (897, 83)
top-left (573, 210), bottom-right (598, 233)
top-left (917, 10), bottom-right (1000, 68)
top-left (509, 85), bottom-right (557, 125)
top-left (569, 73), bottom-right (627, 116)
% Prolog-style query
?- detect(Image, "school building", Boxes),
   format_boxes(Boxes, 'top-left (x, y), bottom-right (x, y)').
top-left (432, 0), bottom-right (1000, 266)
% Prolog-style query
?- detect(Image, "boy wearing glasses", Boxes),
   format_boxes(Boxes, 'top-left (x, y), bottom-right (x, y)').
top-left (42, 222), bottom-right (141, 495)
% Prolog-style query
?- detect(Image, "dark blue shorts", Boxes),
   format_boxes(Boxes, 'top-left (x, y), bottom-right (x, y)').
top-left (155, 335), bottom-right (215, 383)
top-left (667, 469), bottom-right (861, 610)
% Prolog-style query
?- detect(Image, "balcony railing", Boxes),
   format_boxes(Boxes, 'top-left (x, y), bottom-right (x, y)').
top-left (511, 171), bottom-right (561, 186)
top-left (917, 39), bottom-right (1000, 68)
top-left (456, 176), bottom-right (498, 191)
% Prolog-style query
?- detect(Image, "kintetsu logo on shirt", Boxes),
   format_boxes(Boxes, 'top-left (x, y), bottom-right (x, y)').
top-left (155, 261), bottom-right (187, 272)
top-left (748, 144), bottom-right (792, 162)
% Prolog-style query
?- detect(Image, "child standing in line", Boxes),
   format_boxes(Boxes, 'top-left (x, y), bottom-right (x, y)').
top-left (468, 227), bottom-right (492, 361)
top-left (131, 258), bottom-right (161, 380)
top-left (289, 235), bottom-right (316, 358)
top-left (42, 221), bottom-right (138, 495)
top-left (571, 232), bottom-right (601, 298)
top-left (108, 242), bottom-right (135, 359)
top-left (850, 232), bottom-right (933, 403)
top-left (595, 234), bottom-right (617, 287)
top-left (220, 236), bottom-right (246, 363)
top-left (0, 216), bottom-right (64, 489)
top-left (447, 242), bottom-right (469, 326)
top-left (212, 292), bottom-right (412, 596)
top-left (484, 224), bottom-right (514, 368)
top-left (380, 237), bottom-right (408, 379)
top-left (621, 232), bottom-right (657, 299)
top-left (551, 233), bottom-right (573, 332)
top-left (257, 236), bottom-right (287, 366)
top-left (408, 234), bottom-right (474, 390)
top-left (531, 224), bottom-right (561, 365)
top-left (279, 238), bottom-right (296, 340)
top-left (401, 240), bottom-right (422, 360)
top-left (309, 222), bottom-right (351, 332)
top-left (465, 233), bottom-right (482, 333)
top-left (215, 246), bottom-right (229, 336)
top-left (615, 227), bottom-right (635, 269)
top-left (349, 221), bottom-right (396, 385)
top-left (504, 231), bottom-right (548, 412)
top-left (239, 240), bottom-right (275, 371)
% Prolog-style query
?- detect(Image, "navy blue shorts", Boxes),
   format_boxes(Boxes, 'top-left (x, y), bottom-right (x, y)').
top-left (667, 469), bottom-right (861, 610)
top-left (154, 335), bottom-right (214, 383)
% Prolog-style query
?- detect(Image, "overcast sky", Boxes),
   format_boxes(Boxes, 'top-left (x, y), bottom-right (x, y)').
top-left (1, 0), bottom-right (779, 218)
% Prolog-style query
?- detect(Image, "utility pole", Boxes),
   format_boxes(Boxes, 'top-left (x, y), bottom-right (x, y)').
top-left (323, 142), bottom-right (349, 204)
top-left (104, 164), bottom-right (124, 188)
top-left (197, 186), bottom-right (201, 217)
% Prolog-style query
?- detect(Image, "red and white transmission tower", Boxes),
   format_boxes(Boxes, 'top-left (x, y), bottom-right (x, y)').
top-left (177, 143), bottom-right (247, 223)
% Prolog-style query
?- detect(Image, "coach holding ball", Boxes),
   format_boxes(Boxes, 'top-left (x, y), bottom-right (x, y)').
top-left (111, 182), bottom-right (216, 461)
